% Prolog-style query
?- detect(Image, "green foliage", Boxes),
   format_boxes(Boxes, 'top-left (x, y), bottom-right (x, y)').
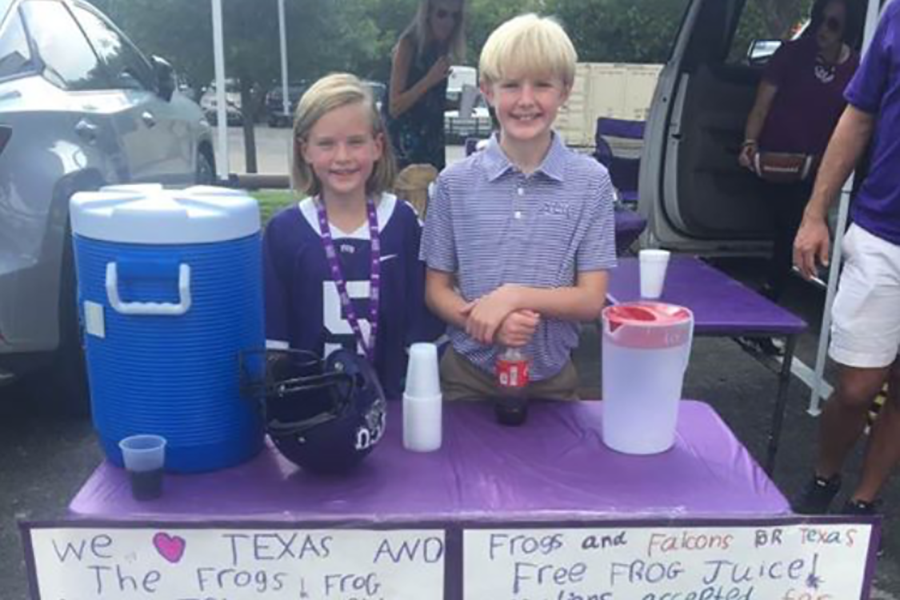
top-left (729, 0), bottom-right (815, 63)
top-left (466, 0), bottom-right (544, 64)
top-left (95, 0), bottom-right (813, 89)
top-left (545, 0), bottom-right (691, 64)
top-left (252, 190), bottom-right (296, 225)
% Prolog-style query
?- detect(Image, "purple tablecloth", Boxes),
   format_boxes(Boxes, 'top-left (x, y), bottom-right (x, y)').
top-left (69, 400), bottom-right (788, 523)
top-left (614, 208), bottom-right (646, 255)
top-left (608, 257), bottom-right (807, 335)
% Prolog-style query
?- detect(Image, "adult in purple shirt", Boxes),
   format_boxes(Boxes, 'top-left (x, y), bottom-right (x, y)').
top-left (793, 2), bottom-right (900, 519)
top-left (739, 0), bottom-right (859, 305)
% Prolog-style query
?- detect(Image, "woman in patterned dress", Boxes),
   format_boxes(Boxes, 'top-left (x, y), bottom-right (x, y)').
top-left (385, 0), bottom-right (467, 171)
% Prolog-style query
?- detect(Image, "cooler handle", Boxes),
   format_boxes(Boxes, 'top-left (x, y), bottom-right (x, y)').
top-left (105, 262), bottom-right (192, 316)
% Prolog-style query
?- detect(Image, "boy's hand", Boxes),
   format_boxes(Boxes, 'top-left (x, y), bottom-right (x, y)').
top-left (461, 285), bottom-right (523, 345)
top-left (495, 310), bottom-right (540, 348)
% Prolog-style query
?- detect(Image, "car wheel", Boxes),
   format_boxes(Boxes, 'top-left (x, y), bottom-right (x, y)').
top-left (195, 148), bottom-right (216, 185)
top-left (40, 229), bottom-right (91, 418)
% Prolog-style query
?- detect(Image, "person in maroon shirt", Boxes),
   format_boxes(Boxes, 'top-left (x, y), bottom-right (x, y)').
top-left (739, 0), bottom-right (859, 315)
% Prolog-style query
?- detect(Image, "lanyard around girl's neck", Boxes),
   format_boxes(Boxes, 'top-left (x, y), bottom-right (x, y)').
top-left (315, 195), bottom-right (381, 363)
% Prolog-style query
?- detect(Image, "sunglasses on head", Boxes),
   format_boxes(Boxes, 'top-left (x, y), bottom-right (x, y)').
top-left (435, 8), bottom-right (460, 21)
top-left (821, 15), bottom-right (843, 33)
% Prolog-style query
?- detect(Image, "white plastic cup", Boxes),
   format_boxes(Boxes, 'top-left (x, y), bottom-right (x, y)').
top-left (403, 343), bottom-right (442, 452)
top-left (639, 249), bottom-right (671, 299)
top-left (403, 394), bottom-right (442, 452)
top-left (405, 343), bottom-right (441, 398)
top-left (119, 434), bottom-right (166, 500)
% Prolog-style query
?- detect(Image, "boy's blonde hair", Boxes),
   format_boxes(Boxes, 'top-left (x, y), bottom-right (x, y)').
top-left (292, 73), bottom-right (396, 198)
top-left (479, 14), bottom-right (577, 88)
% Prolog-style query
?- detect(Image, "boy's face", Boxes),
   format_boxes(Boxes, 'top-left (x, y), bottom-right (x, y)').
top-left (481, 73), bottom-right (570, 146)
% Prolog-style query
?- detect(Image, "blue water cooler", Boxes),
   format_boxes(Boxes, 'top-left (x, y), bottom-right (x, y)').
top-left (70, 185), bottom-right (265, 472)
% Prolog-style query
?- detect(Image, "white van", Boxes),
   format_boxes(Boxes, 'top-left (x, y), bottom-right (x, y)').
top-left (639, 0), bottom-right (885, 255)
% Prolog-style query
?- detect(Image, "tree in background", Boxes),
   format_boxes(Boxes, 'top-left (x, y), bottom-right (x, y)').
top-left (545, 0), bottom-right (688, 63)
top-left (95, 0), bottom-right (345, 173)
top-left (91, 0), bottom-right (814, 174)
top-left (546, 0), bottom-right (814, 65)
top-left (466, 0), bottom-right (544, 60)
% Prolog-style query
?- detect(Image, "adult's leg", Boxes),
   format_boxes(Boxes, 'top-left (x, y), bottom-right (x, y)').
top-left (851, 357), bottom-right (900, 502)
top-left (764, 180), bottom-right (812, 301)
top-left (814, 362), bottom-right (891, 479)
top-left (797, 226), bottom-right (900, 513)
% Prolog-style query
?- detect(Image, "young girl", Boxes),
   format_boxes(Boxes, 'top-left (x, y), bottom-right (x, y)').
top-left (263, 73), bottom-right (440, 399)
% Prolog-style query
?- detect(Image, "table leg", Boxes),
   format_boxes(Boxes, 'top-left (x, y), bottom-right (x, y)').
top-left (765, 334), bottom-right (798, 475)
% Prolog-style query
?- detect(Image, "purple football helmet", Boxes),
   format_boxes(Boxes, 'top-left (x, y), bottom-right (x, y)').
top-left (257, 348), bottom-right (387, 474)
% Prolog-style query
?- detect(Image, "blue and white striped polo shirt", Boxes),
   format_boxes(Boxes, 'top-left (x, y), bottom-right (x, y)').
top-left (421, 132), bottom-right (617, 380)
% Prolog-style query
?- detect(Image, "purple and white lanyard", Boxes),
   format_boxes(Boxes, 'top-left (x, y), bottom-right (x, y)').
top-left (315, 196), bottom-right (380, 363)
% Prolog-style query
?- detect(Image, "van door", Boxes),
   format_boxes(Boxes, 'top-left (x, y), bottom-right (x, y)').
top-left (642, 0), bottom-right (873, 254)
top-left (641, 0), bottom-right (772, 253)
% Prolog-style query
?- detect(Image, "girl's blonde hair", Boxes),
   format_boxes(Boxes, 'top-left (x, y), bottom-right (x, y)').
top-left (400, 0), bottom-right (467, 63)
top-left (292, 73), bottom-right (396, 198)
top-left (479, 13), bottom-right (577, 88)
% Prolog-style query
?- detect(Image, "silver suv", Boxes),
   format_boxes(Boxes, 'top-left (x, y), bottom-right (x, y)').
top-left (0, 0), bottom-right (215, 410)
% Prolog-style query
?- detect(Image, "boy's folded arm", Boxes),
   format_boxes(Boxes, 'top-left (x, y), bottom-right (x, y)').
top-left (425, 268), bottom-right (471, 330)
top-left (512, 270), bottom-right (609, 322)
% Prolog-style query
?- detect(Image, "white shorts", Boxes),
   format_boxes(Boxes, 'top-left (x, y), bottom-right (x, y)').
top-left (829, 224), bottom-right (900, 369)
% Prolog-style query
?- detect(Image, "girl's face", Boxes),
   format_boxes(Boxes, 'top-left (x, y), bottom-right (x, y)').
top-left (428, 0), bottom-right (461, 43)
top-left (816, 1), bottom-right (847, 52)
top-left (301, 102), bottom-right (383, 202)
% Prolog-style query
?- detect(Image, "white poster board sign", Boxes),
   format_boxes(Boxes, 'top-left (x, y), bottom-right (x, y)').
top-left (26, 525), bottom-right (445, 600)
top-left (464, 523), bottom-right (875, 600)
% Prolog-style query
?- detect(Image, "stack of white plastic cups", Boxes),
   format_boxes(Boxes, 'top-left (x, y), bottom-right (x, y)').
top-left (403, 343), bottom-right (443, 452)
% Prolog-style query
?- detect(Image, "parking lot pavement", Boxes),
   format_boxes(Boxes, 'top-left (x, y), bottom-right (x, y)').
top-left (212, 124), bottom-right (469, 175)
top-left (0, 382), bottom-right (101, 600)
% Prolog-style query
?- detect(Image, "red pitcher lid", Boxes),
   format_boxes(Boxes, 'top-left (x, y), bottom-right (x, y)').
top-left (602, 302), bottom-right (693, 348)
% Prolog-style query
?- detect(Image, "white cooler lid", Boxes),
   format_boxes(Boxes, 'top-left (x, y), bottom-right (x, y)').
top-left (70, 184), bottom-right (261, 244)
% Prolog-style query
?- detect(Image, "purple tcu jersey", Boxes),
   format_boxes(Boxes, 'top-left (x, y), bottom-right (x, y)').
top-left (263, 194), bottom-right (442, 399)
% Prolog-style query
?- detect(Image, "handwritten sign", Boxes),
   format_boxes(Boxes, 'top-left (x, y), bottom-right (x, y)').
top-left (26, 526), bottom-right (444, 600)
top-left (464, 523), bottom-right (875, 600)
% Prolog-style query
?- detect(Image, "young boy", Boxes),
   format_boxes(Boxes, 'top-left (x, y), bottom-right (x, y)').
top-left (420, 13), bottom-right (617, 401)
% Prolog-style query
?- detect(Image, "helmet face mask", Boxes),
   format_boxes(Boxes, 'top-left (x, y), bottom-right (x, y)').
top-left (247, 348), bottom-right (387, 474)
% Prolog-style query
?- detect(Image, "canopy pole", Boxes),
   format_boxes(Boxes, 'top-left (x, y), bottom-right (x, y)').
top-left (212, 0), bottom-right (229, 179)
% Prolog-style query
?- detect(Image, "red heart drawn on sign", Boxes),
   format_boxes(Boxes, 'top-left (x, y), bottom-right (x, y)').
top-left (152, 532), bottom-right (186, 564)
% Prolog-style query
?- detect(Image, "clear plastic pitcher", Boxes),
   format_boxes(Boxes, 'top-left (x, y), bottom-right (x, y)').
top-left (601, 302), bottom-right (694, 455)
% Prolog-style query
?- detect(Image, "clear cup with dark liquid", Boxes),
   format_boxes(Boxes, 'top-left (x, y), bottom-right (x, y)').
top-left (119, 434), bottom-right (166, 501)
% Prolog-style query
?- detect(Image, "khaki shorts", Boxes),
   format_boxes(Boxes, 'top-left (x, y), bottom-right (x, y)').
top-left (439, 347), bottom-right (579, 401)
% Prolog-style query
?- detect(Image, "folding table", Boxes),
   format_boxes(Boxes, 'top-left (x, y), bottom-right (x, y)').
top-left (69, 401), bottom-right (787, 522)
top-left (17, 401), bottom-right (797, 600)
top-left (27, 403), bottom-right (887, 600)
top-left (607, 256), bottom-right (808, 475)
